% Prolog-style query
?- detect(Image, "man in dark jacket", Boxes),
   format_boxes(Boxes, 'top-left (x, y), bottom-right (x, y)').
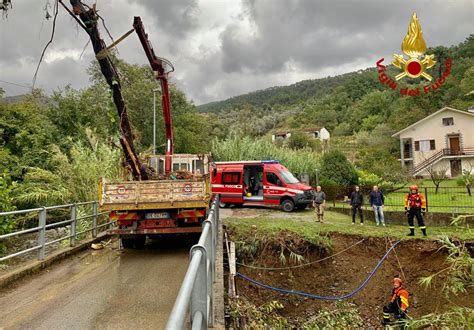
top-left (350, 186), bottom-right (364, 225)
top-left (369, 185), bottom-right (385, 226)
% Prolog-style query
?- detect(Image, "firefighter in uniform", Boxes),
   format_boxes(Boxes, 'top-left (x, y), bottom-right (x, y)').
top-left (382, 277), bottom-right (409, 326)
top-left (404, 185), bottom-right (427, 236)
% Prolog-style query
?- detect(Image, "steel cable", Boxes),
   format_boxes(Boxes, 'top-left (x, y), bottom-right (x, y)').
top-left (236, 240), bottom-right (401, 300)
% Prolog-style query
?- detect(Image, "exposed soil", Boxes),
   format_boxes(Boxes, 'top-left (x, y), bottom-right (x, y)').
top-left (227, 231), bottom-right (474, 328)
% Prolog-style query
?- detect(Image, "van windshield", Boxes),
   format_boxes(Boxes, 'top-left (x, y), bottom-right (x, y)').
top-left (280, 171), bottom-right (299, 184)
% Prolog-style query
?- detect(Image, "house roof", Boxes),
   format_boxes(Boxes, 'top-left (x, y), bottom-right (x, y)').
top-left (273, 127), bottom-right (323, 135)
top-left (273, 131), bottom-right (289, 135)
top-left (391, 107), bottom-right (474, 137)
top-left (301, 127), bottom-right (322, 132)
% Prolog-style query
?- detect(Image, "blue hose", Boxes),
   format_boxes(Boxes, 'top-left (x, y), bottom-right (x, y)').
top-left (236, 240), bottom-right (401, 301)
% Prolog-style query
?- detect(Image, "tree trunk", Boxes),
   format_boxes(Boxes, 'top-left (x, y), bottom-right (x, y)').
top-left (69, 0), bottom-right (149, 180)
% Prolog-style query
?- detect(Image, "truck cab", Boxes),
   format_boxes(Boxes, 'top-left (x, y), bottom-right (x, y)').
top-left (211, 160), bottom-right (314, 212)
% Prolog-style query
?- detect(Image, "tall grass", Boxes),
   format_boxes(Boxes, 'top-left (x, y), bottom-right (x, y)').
top-left (14, 130), bottom-right (122, 207)
top-left (211, 136), bottom-right (320, 179)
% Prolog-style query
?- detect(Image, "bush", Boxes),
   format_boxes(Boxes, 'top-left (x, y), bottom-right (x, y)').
top-left (320, 150), bottom-right (358, 186)
top-left (0, 172), bottom-right (15, 254)
top-left (286, 131), bottom-right (320, 151)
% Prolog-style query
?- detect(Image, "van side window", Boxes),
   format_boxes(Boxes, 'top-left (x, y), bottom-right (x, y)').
top-left (222, 172), bottom-right (240, 184)
top-left (266, 172), bottom-right (281, 186)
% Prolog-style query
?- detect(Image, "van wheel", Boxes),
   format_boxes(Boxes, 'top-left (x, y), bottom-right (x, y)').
top-left (281, 199), bottom-right (295, 212)
top-left (219, 201), bottom-right (228, 208)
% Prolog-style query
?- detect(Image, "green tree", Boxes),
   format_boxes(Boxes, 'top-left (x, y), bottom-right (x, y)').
top-left (287, 132), bottom-right (313, 150)
top-left (0, 172), bottom-right (15, 253)
top-left (456, 166), bottom-right (473, 196)
top-left (319, 150), bottom-right (358, 186)
top-left (0, 94), bottom-right (57, 177)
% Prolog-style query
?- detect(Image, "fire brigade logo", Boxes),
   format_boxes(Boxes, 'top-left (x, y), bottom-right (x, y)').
top-left (392, 13), bottom-right (436, 81)
top-left (375, 12), bottom-right (452, 97)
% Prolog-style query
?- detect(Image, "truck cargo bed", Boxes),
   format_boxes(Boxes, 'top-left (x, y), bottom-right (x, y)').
top-left (99, 177), bottom-right (210, 211)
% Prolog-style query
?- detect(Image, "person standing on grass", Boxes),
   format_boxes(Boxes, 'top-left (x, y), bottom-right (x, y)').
top-left (404, 184), bottom-right (427, 236)
top-left (350, 186), bottom-right (364, 225)
top-left (370, 185), bottom-right (385, 226)
top-left (313, 185), bottom-right (326, 223)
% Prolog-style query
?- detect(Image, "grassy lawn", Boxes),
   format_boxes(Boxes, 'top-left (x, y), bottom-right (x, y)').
top-left (333, 180), bottom-right (474, 213)
top-left (224, 209), bottom-right (473, 242)
top-left (416, 179), bottom-right (467, 188)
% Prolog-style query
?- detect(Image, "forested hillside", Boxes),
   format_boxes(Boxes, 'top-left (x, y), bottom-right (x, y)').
top-left (198, 36), bottom-right (473, 138)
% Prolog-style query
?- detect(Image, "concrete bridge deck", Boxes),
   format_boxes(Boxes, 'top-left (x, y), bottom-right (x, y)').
top-left (0, 236), bottom-right (198, 330)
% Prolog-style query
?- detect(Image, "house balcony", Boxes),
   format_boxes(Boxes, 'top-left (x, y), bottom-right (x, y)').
top-left (411, 146), bottom-right (474, 175)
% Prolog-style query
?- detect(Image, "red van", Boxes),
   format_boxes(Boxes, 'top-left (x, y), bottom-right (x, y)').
top-left (211, 160), bottom-right (315, 212)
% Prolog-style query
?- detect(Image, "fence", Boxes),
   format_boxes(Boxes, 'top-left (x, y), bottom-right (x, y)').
top-left (332, 186), bottom-right (474, 214)
top-left (0, 201), bottom-right (113, 262)
top-left (166, 195), bottom-right (220, 330)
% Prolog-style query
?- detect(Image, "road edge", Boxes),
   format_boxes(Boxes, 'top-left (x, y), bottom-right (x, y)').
top-left (212, 219), bottom-right (226, 329)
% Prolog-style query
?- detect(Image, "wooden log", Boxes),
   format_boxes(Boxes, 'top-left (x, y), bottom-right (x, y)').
top-left (68, 0), bottom-right (149, 180)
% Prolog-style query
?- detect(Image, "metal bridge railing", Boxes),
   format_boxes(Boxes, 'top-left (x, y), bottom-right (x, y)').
top-left (0, 201), bottom-right (114, 262)
top-left (166, 195), bottom-right (220, 330)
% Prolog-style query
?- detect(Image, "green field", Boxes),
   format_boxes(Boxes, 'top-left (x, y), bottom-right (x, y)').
top-left (333, 180), bottom-right (473, 213)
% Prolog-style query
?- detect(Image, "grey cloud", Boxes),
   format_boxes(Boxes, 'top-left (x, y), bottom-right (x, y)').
top-left (1, 0), bottom-right (472, 105)
top-left (219, 0), bottom-right (473, 75)
top-left (131, 0), bottom-right (199, 39)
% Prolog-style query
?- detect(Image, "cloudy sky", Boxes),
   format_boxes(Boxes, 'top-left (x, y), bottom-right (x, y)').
top-left (0, 0), bottom-right (472, 104)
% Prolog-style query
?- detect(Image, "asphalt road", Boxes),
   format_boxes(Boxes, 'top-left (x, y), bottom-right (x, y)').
top-left (0, 235), bottom-right (201, 330)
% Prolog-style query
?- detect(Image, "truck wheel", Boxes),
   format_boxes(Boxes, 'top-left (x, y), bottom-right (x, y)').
top-left (121, 237), bottom-right (135, 249)
top-left (281, 199), bottom-right (295, 212)
top-left (121, 236), bottom-right (146, 249)
top-left (134, 236), bottom-right (146, 249)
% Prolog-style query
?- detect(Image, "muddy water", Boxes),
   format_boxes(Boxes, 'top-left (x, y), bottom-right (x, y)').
top-left (0, 235), bottom-right (200, 329)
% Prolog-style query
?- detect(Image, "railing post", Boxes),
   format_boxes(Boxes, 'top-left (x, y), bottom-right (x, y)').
top-left (191, 245), bottom-right (208, 330)
top-left (92, 201), bottom-right (98, 238)
top-left (37, 207), bottom-right (47, 260)
top-left (70, 203), bottom-right (77, 247)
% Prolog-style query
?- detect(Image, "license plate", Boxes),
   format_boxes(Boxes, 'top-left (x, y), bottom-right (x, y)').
top-left (145, 212), bottom-right (170, 219)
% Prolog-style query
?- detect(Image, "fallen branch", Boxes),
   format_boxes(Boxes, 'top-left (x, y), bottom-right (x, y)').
top-left (61, 0), bottom-right (150, 180)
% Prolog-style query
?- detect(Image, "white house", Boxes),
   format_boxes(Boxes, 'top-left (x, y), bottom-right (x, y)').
top-left (272, 127), bottom-right (330, 142)
top-left (392, 107), bottom-right (474, 177)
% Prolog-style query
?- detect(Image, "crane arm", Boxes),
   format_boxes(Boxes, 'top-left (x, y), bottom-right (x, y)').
top-left (133, 16), bottom-right (174, 175)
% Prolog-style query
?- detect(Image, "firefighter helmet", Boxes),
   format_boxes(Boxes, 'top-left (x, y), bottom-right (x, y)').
top-left (409, 184), bottom-right (418, 192)
top-left (393, 277), bottom-right (403, 286)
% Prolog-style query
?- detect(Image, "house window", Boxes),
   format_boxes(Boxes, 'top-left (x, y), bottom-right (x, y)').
top-left (415, 140), bottom-right (435, 151)
top-left (442, 117), bottom-right (454, 126)
top-left (222, 172), bottom-right (240, 184)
